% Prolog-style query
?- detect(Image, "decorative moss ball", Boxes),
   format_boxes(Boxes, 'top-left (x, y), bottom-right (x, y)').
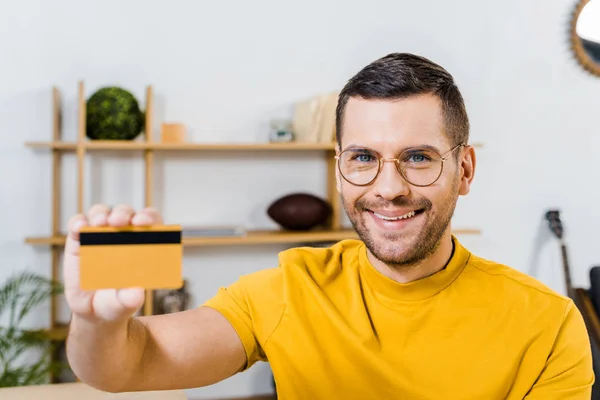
top-left (86, 87), bottom-right (144, 140)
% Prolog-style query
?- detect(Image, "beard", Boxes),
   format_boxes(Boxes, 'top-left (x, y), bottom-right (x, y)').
top-left (342, 177), bottom-right (459, 269)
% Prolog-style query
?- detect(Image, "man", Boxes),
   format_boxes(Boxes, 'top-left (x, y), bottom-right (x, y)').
top-left (65, 53), bottom-right (594, 399)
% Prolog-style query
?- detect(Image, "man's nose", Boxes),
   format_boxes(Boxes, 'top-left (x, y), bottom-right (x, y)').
top-left (372, 160), bottom-right (410, 200)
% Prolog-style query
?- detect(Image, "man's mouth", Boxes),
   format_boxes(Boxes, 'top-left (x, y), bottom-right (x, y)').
top-left (370, 208), bottom-right (424, 220)
top-left (372, 210), bottom-right (420, 221)
top-left (365, 208), bottom-right (425, 231)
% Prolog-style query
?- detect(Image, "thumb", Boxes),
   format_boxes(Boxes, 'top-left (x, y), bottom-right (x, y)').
top-left (92, 288), bottom-right (146, 322)
top-left (116, 287), bottom-right (145, 309)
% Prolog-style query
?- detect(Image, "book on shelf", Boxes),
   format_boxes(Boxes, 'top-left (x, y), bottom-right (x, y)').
top-left (292, 91), bottom-right (338, 143)
top-left (181, 225), bottom-right (247, 237)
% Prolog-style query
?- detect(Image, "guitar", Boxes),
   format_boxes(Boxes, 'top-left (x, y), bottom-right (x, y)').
top-left (545, 210), bottom-right (575, 299)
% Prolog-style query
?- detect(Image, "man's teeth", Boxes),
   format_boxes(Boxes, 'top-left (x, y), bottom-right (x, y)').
top-left (373, 211), bottom-right (416, 221)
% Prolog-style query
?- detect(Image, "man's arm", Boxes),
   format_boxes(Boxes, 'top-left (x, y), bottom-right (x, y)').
top-left (67, 306), bottom-right (246, 392)
top-left (524, 300), bottom-right (595, 399)
top-left (64, 205), bottom-right (251, 393)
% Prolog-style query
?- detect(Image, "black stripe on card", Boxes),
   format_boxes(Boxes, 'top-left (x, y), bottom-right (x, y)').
top-left (80, 230), bottom-right (182, 246)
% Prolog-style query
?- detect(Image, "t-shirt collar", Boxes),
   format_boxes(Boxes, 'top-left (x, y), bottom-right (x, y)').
top-left (358, 235), bottom-right (471, 302)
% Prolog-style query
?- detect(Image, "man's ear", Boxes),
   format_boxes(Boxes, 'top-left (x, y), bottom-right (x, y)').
top-left (458, 145), bottom-right (476, 196)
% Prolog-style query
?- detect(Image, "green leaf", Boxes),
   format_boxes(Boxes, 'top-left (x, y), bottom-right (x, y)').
top-left (0, 272), bottom-right (62, 321)
top-left (0, 271), bottom-right (66, 387)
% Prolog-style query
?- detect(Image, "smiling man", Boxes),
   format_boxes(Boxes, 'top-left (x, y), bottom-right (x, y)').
top-left (334, 76), bottom-right (469, 285)
top-left (65, 53), bottom-right (594, 399)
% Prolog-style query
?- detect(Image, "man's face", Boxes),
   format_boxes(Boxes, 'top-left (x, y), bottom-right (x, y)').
top-left (336, 94), bottom-right (473, 267)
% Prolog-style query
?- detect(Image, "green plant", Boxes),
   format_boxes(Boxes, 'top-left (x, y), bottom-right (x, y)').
top-left (86, 86), bottom-right (145, 140)
top-left (0, 271), bottom-right (64, 387)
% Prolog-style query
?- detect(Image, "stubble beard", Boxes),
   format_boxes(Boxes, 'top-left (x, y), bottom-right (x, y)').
top-left (342, 178), bottom-right (460, 270)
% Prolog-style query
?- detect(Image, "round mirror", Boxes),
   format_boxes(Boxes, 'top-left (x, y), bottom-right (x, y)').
top-left (571, 0), bottom-right (600, 76)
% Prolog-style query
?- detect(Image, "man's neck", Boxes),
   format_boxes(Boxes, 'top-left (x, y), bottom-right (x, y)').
top-left (367, 232), bottom-right (455, 284)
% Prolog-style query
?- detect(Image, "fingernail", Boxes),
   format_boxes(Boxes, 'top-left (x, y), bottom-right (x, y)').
top-left (110, 211), bottom-right (129, 221)
top-left (92, 214), bottom-right (105, 225)
top-left (132, 215), bottom-right (151, 225)
top-left (73, 220), bottom-right (85, 232)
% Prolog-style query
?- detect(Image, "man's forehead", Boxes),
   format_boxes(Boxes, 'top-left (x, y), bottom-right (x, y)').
top-left (340, 94), bottom-right (448, 150)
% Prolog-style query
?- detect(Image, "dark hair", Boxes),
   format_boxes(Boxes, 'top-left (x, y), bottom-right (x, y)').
top-left (335, 53), bottom-right (470, 148)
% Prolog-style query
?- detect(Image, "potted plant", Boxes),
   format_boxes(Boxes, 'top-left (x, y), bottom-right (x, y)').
top-left (0, 271), bottom-right (64, 387)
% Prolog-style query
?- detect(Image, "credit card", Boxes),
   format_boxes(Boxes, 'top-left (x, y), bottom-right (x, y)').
top-left (79, 224), bottom-right (183, 291)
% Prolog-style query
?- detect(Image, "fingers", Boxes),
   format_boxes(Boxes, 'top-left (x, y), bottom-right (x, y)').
top-left (67, 203), bottom-right (162, 248)
top-left (67, 213), bottom-right (88, 242)
top-left (87, 204), bottom-right (159, 227)
top-left (66, 204), bottom-right (143, 256)
top-left (88, 204), bottom-right (111, 226)
top-left (107, 204), bottom-right (135, 227)
top-left (69, 204), bottom-right (163, 242)
top-left (64, 214), bottom-right (87, 294)
top-left (131, 206), bottom-right (163, 226)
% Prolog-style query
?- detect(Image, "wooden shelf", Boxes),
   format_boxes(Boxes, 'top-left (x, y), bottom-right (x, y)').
top-left (26, 236), bottom-right (67, 246)
top-left (26, 141), bottom-right (78, 150)
top-left (25, 229), bottom-right (357, 247)
top-left (25, 228), bottom-right (481, 247)
top-left (43, 324), bottom-right (69, 341)
top-left (25, 141), bottom-right (337, 151)
top-left (184, 229), bottom-right (359, 246)
top-left (25, 140), bottom-right (485, 152)
top-left (24, 324), bottom-right (69, 342)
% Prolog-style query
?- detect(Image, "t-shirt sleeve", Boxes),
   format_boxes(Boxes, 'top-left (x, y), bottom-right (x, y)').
top-left (524, 299), bottom-right (595, 399)
top-left (201, 267), bottom-right (285, 371)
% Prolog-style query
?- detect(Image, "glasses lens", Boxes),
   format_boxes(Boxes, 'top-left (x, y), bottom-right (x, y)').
top-left (339, 148), bottom-right (379, 185)
top-left (399, 147), bottom-right (443, 186)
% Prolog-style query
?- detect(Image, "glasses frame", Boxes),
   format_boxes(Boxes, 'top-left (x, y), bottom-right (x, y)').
top-left (334, 143), bottom-right (466, 187)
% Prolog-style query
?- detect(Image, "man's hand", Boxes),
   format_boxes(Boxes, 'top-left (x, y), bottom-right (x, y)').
top-left (64, 204), bottom-right (248, 393)
top-left (64, 204), bottom-right (162, 323)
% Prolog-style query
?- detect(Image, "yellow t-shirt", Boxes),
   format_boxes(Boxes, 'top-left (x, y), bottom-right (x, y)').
top-left (203, 236), bottom-right (594, 399)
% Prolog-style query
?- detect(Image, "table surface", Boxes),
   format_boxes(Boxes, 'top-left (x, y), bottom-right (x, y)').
top-left (0, 383), bottom-right (278, 400)
top-left (208, 396), bottom-right (276, 400)
top-left (0, 382), bottom-right (187, 400)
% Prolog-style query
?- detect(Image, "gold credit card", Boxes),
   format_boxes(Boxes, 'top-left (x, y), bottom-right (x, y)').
top-left (79, 224), bottom-right (183, 291)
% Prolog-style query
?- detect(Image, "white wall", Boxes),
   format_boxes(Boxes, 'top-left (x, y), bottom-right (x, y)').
top-left (1, 0), bottom-right (600, 398)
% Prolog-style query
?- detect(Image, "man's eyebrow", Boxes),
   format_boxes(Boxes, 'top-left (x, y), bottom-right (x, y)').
top-left (402, 144), bottom-right (441, 153)
top-left (342, 143), bottom-right (442, 153)
top-left (342, 144), bottom-right (372, 151)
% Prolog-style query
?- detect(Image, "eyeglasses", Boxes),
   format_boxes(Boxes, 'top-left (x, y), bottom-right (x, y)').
top-left (334, 143), bottom-right (465, 187)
